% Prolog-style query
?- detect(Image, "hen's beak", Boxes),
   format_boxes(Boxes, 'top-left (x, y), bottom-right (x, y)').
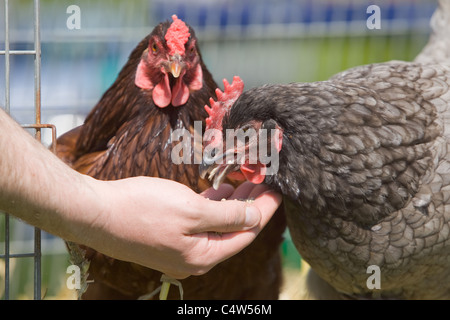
top-left (169, 54), bottom-right (183, 78)
top-left (199, 161), bottom-right (214, 180)
top-left (199, 150), bottom-right (239, 190)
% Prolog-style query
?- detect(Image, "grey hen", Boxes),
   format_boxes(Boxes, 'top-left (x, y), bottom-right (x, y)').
top-left (200, 2), bottom-right (450, 298)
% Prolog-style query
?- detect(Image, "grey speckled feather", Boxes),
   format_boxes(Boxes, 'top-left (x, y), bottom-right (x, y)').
top-left (222, 61), bottom-right (450, 299)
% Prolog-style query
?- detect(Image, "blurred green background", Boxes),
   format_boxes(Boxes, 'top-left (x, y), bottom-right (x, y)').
top-left (0, 0), bottom-right (437, 299)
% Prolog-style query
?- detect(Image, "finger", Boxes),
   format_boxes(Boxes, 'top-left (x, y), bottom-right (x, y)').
top-left (187, 229), bottom-right (260, 272)
top-left (181, 190), bottom-right (283, 277)
top-left (228, 181), bottom-right (271, 200)
top-left (247, 184), bottom-right (273, 200)
top-left (227, 185), bottom-right (280, 231)
top-left (191, 188), bottom-right (281, 234)
top-left (201, 183), bottom-right (235, 201)
top-left (228, 181), bottom-right (257, 200)
top-left (190, 198), bottom-right (261, 234)
top-left (199, 191), bottom-right (282, 266)
top-left (252, 190), bottom-right (283, 228)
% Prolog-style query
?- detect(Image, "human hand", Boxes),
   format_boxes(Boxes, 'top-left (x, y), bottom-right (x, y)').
top-left (78, 177), bottom-right (282, 279)
top-left (0, 108), bottom-right (282, 279)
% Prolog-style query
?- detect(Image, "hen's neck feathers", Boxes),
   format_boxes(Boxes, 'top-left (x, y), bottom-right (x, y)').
top-left (415, 0), bottom-right (450, 65)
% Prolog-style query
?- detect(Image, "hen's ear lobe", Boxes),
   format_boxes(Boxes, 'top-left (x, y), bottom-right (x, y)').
top-left (135, 53), bottom-right (155, 90)
top-left (262, 120), bottom-right (283, 153)
top-left (273, 126), bottom-right (283, 153)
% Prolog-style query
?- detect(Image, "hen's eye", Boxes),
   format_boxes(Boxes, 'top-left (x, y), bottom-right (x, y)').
top-left (186, 44), bottom-right (195, 55)
top-left (151, 42), bottom-right (158, 53)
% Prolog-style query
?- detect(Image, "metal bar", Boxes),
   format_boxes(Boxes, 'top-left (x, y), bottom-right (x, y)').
top-left (22, 124), bottom-right (57, 154)
top-left (4, 215), bottom-right (10, 300)
top-left (33, 0), bottom-right (42, 301)
top-left (34, 228), bottom-right (41, 300)
top-left (0, 50), bottom-right (37, 55)
top-left (0, 253), bottom-right (36, 259)
top-left (3, 0), bottom-right (11, 301)
top-left (22, 124), bottom-right (56, 128)
top-left (34, 0), bottom-right (41, 129)
top-left (4, 0), bottom-right (10, 114)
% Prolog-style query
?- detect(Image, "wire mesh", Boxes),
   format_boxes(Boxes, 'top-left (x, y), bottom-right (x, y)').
top-left (0, 0), bottom-right (57, 300)
top-left (0, 0), bottom-right (436, 300)
top-left (0, 0), bottom-right (42, 300)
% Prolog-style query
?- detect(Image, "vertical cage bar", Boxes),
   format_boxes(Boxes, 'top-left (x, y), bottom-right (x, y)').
top-left (4, 216), bottom-right (10, 300)
top-left (4, 0), bottom-right (9, 114)
top-left (34, 228), bottom-right (41, 300)
top-left (33, 0), bottom-right (42, 300)
top-left (34, 0), bottom-right (41, 130)
top-left (3, 0), bottom-right (11, 301)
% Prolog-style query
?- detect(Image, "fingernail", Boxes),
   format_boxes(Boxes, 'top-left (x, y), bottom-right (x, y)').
top-left (245, 206), bottom-right (260, 227)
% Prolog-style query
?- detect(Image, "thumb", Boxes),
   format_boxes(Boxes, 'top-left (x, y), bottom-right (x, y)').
top-left (191, 199), bottom-right (262, 234)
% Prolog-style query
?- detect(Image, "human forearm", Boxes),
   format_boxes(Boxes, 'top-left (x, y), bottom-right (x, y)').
top-left (0, 108), bottom-right (99, 242)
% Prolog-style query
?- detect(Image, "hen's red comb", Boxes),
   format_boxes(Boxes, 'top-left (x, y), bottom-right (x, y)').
top-left (165, 15), bottom-right (190, 56)
top-left (205, 76), bottom-right (244, 131)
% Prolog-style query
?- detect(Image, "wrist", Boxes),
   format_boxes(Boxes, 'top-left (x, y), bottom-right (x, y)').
top-left (56, 174), bottom-right (110, 246)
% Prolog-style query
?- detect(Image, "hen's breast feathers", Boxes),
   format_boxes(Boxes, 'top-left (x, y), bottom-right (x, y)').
top-left (280, 61), bottom-right (450, 298)
top-left (79, 109), bottom-right (207, 191)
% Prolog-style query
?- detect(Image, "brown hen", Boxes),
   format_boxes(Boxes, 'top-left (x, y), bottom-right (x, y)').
top-left (56, 16), bottom-right (285, 300)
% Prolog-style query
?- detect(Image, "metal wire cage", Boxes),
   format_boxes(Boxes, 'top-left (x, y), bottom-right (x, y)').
top-left (0, 0), bottom-right (437, 300)
top-left (1, 0), bottom-right (42, 300)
